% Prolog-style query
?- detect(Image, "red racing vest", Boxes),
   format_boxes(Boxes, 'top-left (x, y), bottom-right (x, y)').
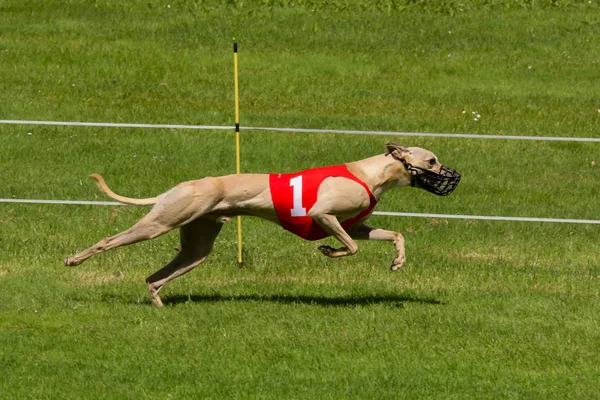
top-left (269, 165), bottom-right (378, 241)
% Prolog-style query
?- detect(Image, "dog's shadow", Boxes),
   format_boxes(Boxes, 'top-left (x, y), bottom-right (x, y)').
top-left (161, 293), bottom-right (443, 308)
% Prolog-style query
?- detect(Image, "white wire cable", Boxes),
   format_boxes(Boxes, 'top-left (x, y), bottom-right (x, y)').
top-left (2, 198), bottom-right (599, 224)
top-left (0, 119), bottom-right (231, 131)
top-left (372, 211), bottom-right (600, 225)
top-left (1, 119), bottom-right (599, 142)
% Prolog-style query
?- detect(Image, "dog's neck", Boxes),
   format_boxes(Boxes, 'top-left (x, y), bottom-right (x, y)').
top-left (346, 154), bottom-right (411, 199)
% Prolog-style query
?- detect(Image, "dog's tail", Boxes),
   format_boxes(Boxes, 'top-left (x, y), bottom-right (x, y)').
top-left (90, 174), bottom-right (164, 206)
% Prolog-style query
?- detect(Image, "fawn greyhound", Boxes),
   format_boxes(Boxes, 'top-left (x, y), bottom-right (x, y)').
top-left (64, 143), bottom-right (460, 307)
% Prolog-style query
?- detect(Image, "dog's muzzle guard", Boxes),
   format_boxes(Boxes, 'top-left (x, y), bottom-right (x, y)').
top-left (403, 162), bottom-right (461, 196)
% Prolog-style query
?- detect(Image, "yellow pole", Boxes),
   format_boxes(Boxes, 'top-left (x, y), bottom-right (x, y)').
top-left (234, 43), bottom-right (243, 267)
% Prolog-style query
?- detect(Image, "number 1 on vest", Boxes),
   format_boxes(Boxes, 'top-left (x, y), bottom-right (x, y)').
top-left (289, 175), bottom-right (307, 217)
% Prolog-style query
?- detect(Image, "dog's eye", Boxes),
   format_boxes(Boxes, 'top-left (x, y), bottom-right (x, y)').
top-left (428, 158), bottom-right (436, 166)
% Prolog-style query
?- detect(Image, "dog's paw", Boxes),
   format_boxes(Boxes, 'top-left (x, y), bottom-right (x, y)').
top-left (318, 245), bottom-right (337, 257)
top-left (147, 283), bottom-right (165, 308)
top-left (64, 257), bottom-right (78, 267)
top-left (389, 256), bottom-right (405, 272)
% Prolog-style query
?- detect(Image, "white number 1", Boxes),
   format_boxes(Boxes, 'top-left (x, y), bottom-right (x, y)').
top-left (289, 175), bottom-right (307, 217)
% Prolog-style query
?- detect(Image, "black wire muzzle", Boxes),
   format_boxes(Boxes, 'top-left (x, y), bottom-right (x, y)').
top-left (401, 161), bottom-right (461, 196)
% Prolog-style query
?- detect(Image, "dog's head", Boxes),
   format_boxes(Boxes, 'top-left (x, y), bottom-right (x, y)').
top-left (385, 142), bottom-right (461, 196)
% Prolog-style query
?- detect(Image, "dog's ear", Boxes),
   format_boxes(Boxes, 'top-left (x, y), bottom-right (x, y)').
top-left (385, 143), bottom-right (409, 160)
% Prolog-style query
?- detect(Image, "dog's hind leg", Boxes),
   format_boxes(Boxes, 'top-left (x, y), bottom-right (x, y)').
top-left (146, 217), bottom-right (223, 307)
top-left (348, 224), bottom-right (406, 271)
top-left (64, 183), bottom-right (218, 267)
top-left (64, 213), bottom-right (175, 267)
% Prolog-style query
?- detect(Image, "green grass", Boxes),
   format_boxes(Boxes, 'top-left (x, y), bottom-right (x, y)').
top-left (1, 1), bottom-right (599, 398)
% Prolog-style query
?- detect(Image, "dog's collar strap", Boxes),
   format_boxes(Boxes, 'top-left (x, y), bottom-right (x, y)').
top-left (401, 160), bottom-right (461, 196)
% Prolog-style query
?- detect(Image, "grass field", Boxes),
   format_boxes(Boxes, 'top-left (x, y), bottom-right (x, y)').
top-left (1, 1), bottom-right (599, 398)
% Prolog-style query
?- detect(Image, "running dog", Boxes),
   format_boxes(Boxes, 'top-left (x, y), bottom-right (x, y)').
top-left (64, 143), bottom-right (461, 307)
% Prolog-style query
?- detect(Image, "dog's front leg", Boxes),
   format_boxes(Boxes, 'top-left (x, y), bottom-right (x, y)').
top-left (349, 224), bottom-right (406, 271)
top-left (309, 212), bottom-right (359, 258)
